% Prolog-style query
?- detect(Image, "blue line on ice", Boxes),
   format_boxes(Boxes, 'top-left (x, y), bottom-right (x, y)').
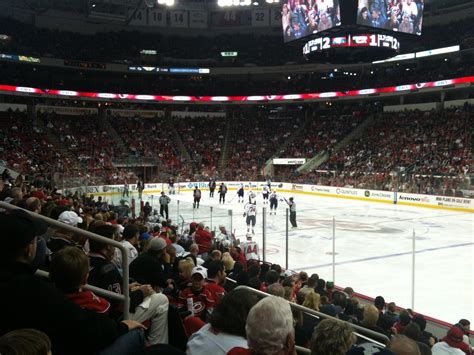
top-left (292, 242), bottom-right (474, 271)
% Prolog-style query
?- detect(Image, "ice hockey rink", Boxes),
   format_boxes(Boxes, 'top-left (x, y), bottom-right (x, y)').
top-left (106, 188), bottom-right (473, 324)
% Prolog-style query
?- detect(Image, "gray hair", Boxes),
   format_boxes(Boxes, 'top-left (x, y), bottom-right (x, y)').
top-left (246, 296), bottom-right (294, 355)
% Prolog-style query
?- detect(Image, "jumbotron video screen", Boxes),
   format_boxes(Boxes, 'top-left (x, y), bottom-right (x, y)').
top-left (356, 0), bottom-right (424, 35)
top-left (282, 0), bottom-right (341, 43)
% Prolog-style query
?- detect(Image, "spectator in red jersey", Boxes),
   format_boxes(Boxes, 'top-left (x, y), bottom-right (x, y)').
top-left (393, 310), bottom-right (413, 335)
top-left (179, 266), bottom-right (215, 321)
top-left (206, 260), bottom-right (227, 305)
top-left (50, 246), bottom-right (111, 315)
top-left (432, 326), bottom-right (472, 355)
top-left (195, 223), bottom-right (213, 258)
top-left (230, 246), bottom-right (247, 270)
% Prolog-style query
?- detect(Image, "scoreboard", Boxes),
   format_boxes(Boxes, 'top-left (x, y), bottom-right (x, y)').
top-left (127, 7), bottom-right (281, 29)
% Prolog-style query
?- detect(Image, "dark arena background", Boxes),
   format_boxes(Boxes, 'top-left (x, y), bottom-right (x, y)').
top-left (0, 0), bottom-right (473, 353)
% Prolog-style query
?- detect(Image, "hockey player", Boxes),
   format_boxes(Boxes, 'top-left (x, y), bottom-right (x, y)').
top-left (193, 186), bottom-right (202, 209)
top-left (168, 176), bottom-right (175, 195)
top-left (136, 177), bottom-right (145, 200)
top-left (269, 190), bottom-right (279, 215)
top-left (237, 184), bottom-right (245, 203)
top-left (262, 184), bottom-right (270, 204)
top-left (215, 225), bottom-right (235, 250)
top-left (240, 234), bottom-right (259, 262)
top-left (208, 179), bottom-right (216, 198)
top-left (218, 183), bottom-right (228, 204)
top-left (243, 201), bottom-right (257, 235)
top-left (122, 183), bottom-right (129, 198)
top-left (248, 190), bottom-right (257, 204)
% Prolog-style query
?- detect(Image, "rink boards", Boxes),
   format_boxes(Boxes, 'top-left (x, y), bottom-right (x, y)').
top-left (63, 181), bottom-right (474, 213)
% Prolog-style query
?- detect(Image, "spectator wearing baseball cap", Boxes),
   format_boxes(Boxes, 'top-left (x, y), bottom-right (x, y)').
top-left (432, 326), bottom-right (472, 355)
top-left (47, 210), bottom-right (83, 255)
top-left (130, 236), bottom-right (172, 290)
top-left (0, 209), bottom-right (145, 354)
top-left (178, 266), bottom-right (215, 321)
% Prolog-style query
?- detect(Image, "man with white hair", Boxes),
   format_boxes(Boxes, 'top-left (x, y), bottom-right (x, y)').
top-left (245, 296), bottom-right (296, 355)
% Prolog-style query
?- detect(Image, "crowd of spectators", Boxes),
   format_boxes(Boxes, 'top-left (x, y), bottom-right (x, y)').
top-left (0, 179), bottom-right (472, 354)
top-left (280, 107), bottom-right (366, 159)
top-left (222, 110), bottom-right (305, 181)
top-left (1, 101), bottom-right (472, 195)
top-left (310, 107), bottom-right (473, 194)
top-left (173, 115), bottom-right (226, 178)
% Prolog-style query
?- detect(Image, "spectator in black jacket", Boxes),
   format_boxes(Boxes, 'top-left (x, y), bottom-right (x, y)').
top-left (88, 225), bottom-right (170, 345)
top-left (0, 209), bottom-right (145, 355)
top-left (130, 237), bottom-right (173, 290)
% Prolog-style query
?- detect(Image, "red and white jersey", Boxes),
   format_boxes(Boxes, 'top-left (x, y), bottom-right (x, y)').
top-left (244, 203), bottom-right (257, 217)
top-left (241, 240), bottom-right (259, 261)
top-left (262, 185), bottom-right (270, 194)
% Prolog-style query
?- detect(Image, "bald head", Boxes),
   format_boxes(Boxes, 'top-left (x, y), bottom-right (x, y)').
top-left (388, 335), bottom-right (420, 355)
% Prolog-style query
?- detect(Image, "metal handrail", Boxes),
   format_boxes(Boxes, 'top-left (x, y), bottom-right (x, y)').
top-left (235, 285), bottom-right (389, 347)
top-left (0, 202), bottom-right (130, 319)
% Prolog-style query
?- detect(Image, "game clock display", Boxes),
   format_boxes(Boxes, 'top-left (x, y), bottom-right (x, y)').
top-left (302, 33), bottom-right (400, 56)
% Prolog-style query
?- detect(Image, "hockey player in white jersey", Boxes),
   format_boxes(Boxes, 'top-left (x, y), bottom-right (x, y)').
top-left (262, 185), bottom-right (270, 205)
top-left (248, 190), bottom-right (257, 204)
top-left (240, 234), bottom-right (259, 262)
top-left (243, 201), bottom-right (257, 234)
top-left (237, 184), bottom-right (245, 203)
top-left (269, 190), bottom-right (279, 215)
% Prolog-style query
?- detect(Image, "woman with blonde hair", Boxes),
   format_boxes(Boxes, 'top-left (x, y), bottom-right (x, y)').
top-left (302, 290), bottom-right (321, 340)
top-left (311, 318), bottom-right (356, 355)
top-left (221, 252), bottom-right (235, 274)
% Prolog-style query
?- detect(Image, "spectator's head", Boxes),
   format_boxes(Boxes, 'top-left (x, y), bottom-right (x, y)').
top-left (265, 270), bottom-right (280, 285)
top-left (221, 252), bottom-right (235, 272)
top-left (210, 249), bottom-right (222, 261)
top-left (191, 266), bottom-right (207, 292)
top-left (25, 197), bottom-right (41, 213)
top-left (298, 271), bottom-right (308, 284)
top-left (0, 209), bottom-right (47, 262)
top-left (50, 246), bottom-right (89, 292)
top-left (189, 243), bottom-right (199, 255)
top-left (399, 310), bottom-right (412, 326)
top-left (303, 290), bottom-right (321, 311)
top-left (89, 224), bottom-right (119, 260)
top-left (362, 305), bottom-right (379, 328)
top-left (387, 302), bottom-right (397, 313)
top-left (0, 328), bottom-right (51, 355)
top-left (374, 295), bottom-right (385, 311)
top-left (403, 322), bottom-right (421, 342)
top-left (388, 334), bottom-right (420, 355)
top-left (307, 274), bottom-right (319, 288)
top-left (246, 296), bottom-right (295, 355)
top-left (178, 257), bottom-right (195, 280)
top-left (343, 287), bottom-right (354, 298)
top-left (268, 283), bottom-right (285, 298)
top-left (412, 314), bottom-right (426, 331)
top-left (123, 224), bottom-right (139, 242)
top-left (207, 260), bottom-right (226, 285)
top-left (442, 326), bottom-right (468, 350)
top-left (456, 319), bottom-right (470, 335)
top-left (210, 289), bottom-right (258, 338)
top-left (249, 276), bottom-right (262, 290)
top-left (58, 210), bottom-right (83, 227)
top-left (148, 237), bottom-right (167, 256)
top-left (311, 318), bottom-right (356, 355)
